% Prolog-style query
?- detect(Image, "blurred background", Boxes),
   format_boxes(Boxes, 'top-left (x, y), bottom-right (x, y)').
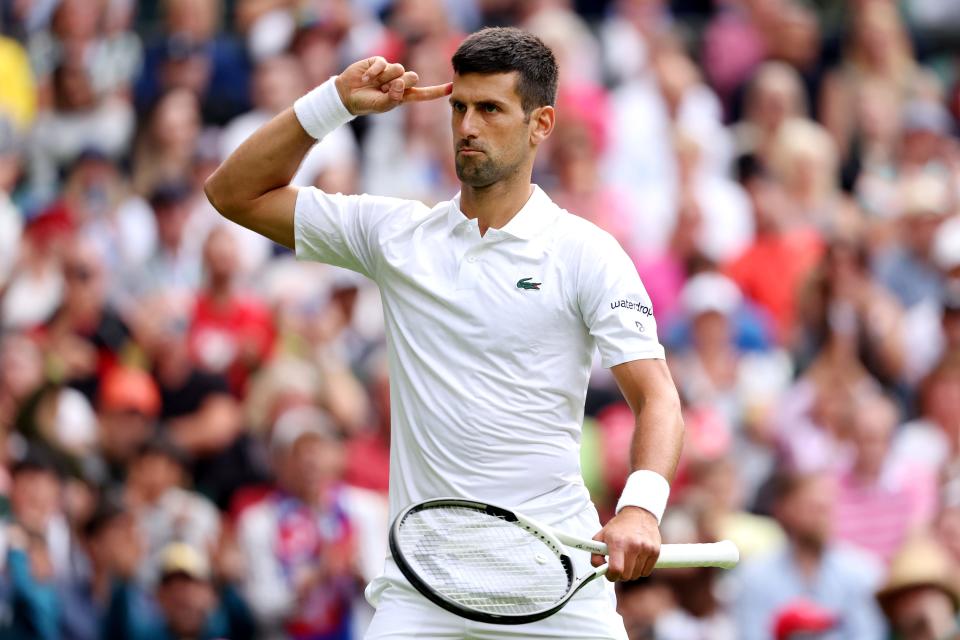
top-left (1, 0), bottom-right (960, 639)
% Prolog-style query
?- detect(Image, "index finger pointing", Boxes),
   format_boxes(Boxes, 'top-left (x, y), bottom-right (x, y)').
top-left (403, 82), bottom-right (453, 102)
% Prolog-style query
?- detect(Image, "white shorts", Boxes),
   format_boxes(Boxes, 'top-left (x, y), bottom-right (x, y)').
top-left (363, 507), bottom-right (628, 640)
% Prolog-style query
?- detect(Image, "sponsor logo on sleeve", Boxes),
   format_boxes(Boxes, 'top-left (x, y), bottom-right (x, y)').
top-left (610, 299), bottom-right (653, 316)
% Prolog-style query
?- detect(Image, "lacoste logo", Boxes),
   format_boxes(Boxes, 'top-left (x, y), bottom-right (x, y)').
top-left (517, 277), bottom-right (542, 291)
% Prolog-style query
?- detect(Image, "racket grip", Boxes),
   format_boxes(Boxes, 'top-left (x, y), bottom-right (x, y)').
top-left (655, 540), bottom-right (740, 569)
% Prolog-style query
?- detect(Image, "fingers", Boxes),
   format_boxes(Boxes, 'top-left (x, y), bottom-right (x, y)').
top-left (602, 534), bottom-right (660, 581)
top-left (403, 82), bottom-right (453, 102)
top-left (605, 544), bottom-right (625, 581)
top-left (361, 57), bottom-right (388, 83)
top-left (373, 62), bottom-right (407, 89)
top-left (639, 544), bottom-right (660, 577)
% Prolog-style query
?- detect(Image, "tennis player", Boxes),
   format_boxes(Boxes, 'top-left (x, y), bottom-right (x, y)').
top-left (206, 27), bottom-right (684, 639)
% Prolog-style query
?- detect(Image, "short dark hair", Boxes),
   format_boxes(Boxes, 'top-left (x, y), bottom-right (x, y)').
top-left (11, 446), bottom-right (63, 480)
top-left (451, 27), bottom-right (558, 113)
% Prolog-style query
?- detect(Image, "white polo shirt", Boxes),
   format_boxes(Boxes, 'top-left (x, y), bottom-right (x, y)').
top-left (296, 181), bottom-right (664, 514)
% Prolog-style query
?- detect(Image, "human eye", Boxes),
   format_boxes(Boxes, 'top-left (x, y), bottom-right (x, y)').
top-left (451, 101), bottom-right (466, 113)
top-left (481, 103), bottom-right (499, 113)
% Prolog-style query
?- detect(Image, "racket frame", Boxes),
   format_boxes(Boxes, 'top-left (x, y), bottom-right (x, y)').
top-left (389, 497), bottom-right (739, 625)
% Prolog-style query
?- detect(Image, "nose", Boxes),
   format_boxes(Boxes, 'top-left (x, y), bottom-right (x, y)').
top-left (456, 106), bottom-right (480, 139)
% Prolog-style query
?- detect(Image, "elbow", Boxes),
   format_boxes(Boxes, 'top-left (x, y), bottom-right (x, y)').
top-left (204, 170), bottom-right (237, 221)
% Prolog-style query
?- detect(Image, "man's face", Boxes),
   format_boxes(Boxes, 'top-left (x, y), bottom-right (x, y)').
top-left (10, 470), bottom-right (61, 533)
top-left (157, 575), bottom-right (215, 638)
top-left (777, 474), bottom-right (836, 548)
top-left (128, 453), bottom-right (182, 501)
top-left (449, 72), bottom-right (541, 188)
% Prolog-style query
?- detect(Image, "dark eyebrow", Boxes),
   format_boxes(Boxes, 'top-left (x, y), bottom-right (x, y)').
top-left (448, 97), bottom-right (507, 109)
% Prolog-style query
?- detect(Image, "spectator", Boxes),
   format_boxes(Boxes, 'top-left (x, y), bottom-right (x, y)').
top-left (0, 213), bottom-right (67, 332)
top-left (0, 333), bottom-right (44, 434)
top-left (796, 239), bottom-right (907, 389)
top-left (892, 353), bottom-right (960, 477)
top-left (604, 35), bottom-right (732, 201)
top-left (651, 506), bottom-right (736, 640)
top-left (103, 541), bottom-right (255, 640)
top-left (135, 0), bottom-right (251, 125)
top-left (237, 407), bottom-right (361, 640)
top-left (188, 226), bottom-right (276, 397)
top-left (91, 367), bottom-right (160, 489)
top-left (125, 436), bottom-right (220, 587)
top-left (732, 62), bottom-right (808, 161)
top-left (65, 498), bottom-right (146, 640)
top-left (132, 88), bottom-right (202, 196)
top-left (731, 470), bottom-right (886, 640)
top-left (820, 1), bottom-right (920, 162)
top-left (0, 448), bottom-right (73, 640)
top-left (126, 181), bottom-right (203, 302)
top-left (58, 151), bottom-right (155, 281)
top-left (35, 237), bottom-right (133, 403)
top-left (875, 535), bottom-right (960, 640)
top-left (766, 118), bottom-right (862, 238)
top-left (874, 172), bottom-right (953, 310)
top-left (725, 158), bottom-right (824, 343)
top-left (832, 392), bottom-right (937, 565)
top-left (28, 59), bottom-right (135, 202)
top-left (2, 523), bottom-right (59, 640)
top-left (616, 576), bottom-right (674, 640)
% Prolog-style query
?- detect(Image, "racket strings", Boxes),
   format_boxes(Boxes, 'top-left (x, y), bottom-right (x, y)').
top-left (396, 506), bottom-right (572, 615)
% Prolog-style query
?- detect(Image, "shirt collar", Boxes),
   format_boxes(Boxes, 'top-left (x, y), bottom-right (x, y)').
top-left (446, 185), bottom-right (555, 240)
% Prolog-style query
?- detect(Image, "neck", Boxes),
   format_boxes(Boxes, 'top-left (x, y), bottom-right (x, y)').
top-left (459, 172), bottom-right (534, 236)
top-left (791, 538), bottom-right (824, 579)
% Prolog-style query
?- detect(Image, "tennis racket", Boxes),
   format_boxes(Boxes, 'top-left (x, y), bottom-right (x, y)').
top-left (389, 497), bottom-right (740, 625)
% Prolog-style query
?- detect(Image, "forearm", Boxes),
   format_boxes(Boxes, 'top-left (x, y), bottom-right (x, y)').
top-left (629, 390), bottom-right (684, 482)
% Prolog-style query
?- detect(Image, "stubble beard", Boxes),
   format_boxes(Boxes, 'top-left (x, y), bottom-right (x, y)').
top-left (455, 153), bottom-right (503, 188)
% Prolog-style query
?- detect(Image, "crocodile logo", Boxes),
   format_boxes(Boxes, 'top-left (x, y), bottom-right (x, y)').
top-left (516, 277), bottom-right (542, 291)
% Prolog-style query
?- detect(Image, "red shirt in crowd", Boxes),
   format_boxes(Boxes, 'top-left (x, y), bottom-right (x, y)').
top-left (188, 292), bottom-right (276, 397)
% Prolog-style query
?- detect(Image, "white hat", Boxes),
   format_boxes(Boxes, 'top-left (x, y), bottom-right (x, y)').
top-left (933, 216), bottom-right (960, 272)
top-left (899, 173), bottom-right (952, 217)
top-left (270, 405), bottom-right (338, 455)
top-left (681, 272), bottom-right (743, 317)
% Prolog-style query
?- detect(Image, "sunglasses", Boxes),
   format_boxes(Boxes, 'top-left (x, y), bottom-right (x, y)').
top-left (64, 264), bottom-right (97, 282)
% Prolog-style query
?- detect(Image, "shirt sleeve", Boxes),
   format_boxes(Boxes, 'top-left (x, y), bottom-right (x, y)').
top-left (577, 231), bottom-right (665, 368)
top-left (294, 188), bottom-right (413, 280)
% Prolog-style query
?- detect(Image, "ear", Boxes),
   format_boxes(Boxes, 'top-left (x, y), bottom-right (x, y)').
top-left (529, 105), bottom-right (555, 146)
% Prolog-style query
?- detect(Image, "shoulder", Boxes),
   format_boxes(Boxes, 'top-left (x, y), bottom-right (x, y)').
top-left (548, 207), bottom-right (626, 259)
top-left (825, 544), bottom-right (885, 589)
top-left (296, 188), bottom-right (438, 227)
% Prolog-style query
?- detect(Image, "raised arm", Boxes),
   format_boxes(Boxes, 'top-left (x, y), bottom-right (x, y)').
top-left (204, 57), bottom-right (451, 248)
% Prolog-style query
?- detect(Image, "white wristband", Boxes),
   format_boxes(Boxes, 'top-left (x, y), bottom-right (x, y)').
top-left (615, 469), bottom-right (670, 524)
top-left (293, 76), bottom-right (355, 140)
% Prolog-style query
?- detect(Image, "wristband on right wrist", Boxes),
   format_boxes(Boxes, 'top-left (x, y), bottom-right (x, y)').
top-left (293, 76), bottom-right (355, 140)
top-left (615, 469), bottom-right (670, 524)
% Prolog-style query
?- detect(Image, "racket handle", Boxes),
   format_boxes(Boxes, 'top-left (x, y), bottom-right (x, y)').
top-left (586, 542), bottom-right (741, 581)
top-left (655, 540), bottom-right (740, 569)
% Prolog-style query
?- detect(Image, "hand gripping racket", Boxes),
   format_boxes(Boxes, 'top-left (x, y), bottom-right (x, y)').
top-left (389, 498), bottom-right (740, 625)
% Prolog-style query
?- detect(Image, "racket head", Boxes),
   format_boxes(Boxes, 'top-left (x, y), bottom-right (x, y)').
top-left (389, 498), bottom-right (583, 624)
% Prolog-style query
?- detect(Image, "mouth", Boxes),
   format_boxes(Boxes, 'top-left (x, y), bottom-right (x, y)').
top-left (457, 149), bottom-right (484, 156)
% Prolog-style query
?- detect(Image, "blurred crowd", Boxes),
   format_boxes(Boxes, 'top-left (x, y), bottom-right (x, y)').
top-left (1, 0), bottom-right (960, 639)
